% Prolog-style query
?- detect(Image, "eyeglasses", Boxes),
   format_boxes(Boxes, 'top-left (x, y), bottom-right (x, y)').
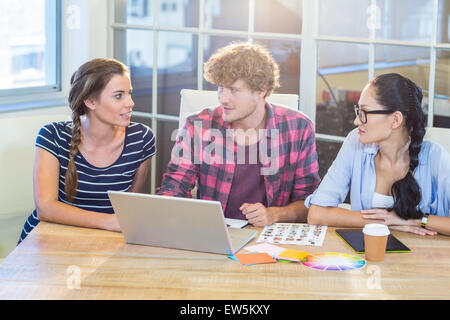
top-left (354, 105), bottom-right (395, 124)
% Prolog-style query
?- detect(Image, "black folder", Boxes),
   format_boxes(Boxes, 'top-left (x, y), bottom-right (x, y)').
top-left (336, 229), bottom-right (411, 254)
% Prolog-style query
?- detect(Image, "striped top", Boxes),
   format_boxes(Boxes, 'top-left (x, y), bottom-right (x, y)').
top-left (19, 121), bottom-right (155, 244)
top-left (36, 121), bottom-right (156, 212)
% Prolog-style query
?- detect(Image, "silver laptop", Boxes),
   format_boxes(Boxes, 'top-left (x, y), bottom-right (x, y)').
top-left (108, 191), bottom-right (257, 255)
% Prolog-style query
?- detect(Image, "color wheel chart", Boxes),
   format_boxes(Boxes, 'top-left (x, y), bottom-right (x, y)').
top-left (302, 252), bottom-right (366, 271)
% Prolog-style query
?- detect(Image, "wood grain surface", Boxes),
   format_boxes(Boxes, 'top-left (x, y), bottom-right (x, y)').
top-left (0, 222), bottom-right (449, 300)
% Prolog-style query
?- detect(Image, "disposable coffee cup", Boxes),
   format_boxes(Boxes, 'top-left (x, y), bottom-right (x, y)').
top-left (363, 224), bottom-right (390, 262)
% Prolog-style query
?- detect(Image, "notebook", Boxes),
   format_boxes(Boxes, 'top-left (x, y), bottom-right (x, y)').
top-left (336, 229), bottom-right (411, 253)
top-left (108, 191), bottom-right (257, 255)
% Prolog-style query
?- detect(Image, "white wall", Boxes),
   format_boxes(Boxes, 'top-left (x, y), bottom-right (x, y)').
top-left (62, 0), bottom-right (109, 96)
top-left (0, 0), bottom-right (110, 261)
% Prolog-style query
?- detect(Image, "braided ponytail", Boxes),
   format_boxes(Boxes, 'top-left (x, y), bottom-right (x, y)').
top-left (64, 58), bottom-right (129, 202)
top-left (65, 112), bottom-right (82, 202)
top-left (371, 73), bottom-right (426, 220)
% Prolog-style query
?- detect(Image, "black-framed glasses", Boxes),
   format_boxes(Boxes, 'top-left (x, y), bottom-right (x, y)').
top-left (354, 105), bottom-right (395, 124)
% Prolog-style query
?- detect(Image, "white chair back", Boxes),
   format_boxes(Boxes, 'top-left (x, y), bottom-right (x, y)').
top-left (179, 89), bottom-right (299, 128)
top-left (424, 127), bottom-right (450, 153)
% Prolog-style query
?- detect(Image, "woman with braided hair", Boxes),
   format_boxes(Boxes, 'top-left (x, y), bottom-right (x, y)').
top-left (306, 73), bottom-right (450, 236)
top-left (18, 58), bottom-right (155, 243)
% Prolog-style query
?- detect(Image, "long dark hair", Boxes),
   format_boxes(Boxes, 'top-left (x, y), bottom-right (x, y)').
top-left (370, 73), bottom-right (426, 220)
top-left (65, 58), bottom-right (128, 202)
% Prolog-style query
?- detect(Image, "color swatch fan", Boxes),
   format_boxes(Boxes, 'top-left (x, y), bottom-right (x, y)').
top-left (302, 252), bottom-right (366, 271)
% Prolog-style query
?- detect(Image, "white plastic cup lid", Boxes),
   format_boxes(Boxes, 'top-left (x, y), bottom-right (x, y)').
top-left (363, 223), bottom-right (390, 236)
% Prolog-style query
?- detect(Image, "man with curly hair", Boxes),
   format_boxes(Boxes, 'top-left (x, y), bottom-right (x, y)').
top-left (157, 42), bottom-right (320, 226)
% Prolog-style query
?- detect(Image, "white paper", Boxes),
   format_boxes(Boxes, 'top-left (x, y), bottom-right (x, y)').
top-left (225, 218), bottom-right (249, 229)
top-left (256, 223), bottom-right (327, 247)
top-left (243, 243), bottom-right (286, 257)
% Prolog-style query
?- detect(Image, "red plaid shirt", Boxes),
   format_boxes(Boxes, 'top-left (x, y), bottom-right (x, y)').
top-left (156, 103), bottom-right (320, 211)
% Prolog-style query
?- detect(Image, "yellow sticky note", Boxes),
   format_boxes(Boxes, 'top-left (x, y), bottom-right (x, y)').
top-left (276, 249), bottom-right (310, 262)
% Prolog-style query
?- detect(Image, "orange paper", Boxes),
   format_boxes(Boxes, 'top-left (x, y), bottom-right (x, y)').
top-left (233, 252), bottom-right (277, 265)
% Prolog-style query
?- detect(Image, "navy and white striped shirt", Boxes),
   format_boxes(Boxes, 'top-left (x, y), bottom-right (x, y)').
top-left (19, 121), bottom-right (156, 243)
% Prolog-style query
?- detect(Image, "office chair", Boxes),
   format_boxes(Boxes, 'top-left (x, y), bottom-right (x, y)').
top-left (179, 89), bottom-right (299, 129)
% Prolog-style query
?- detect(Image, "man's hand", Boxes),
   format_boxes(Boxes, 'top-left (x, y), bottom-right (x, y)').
top-left (240, 202), bottom-right (277, 227)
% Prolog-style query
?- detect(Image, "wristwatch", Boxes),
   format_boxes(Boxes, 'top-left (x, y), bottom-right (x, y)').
top-left (421, 213), bottom-right (430, 228)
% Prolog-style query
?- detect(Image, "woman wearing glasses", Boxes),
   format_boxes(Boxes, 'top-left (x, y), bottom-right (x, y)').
top-left (306, 73), bottom-right (450, 236)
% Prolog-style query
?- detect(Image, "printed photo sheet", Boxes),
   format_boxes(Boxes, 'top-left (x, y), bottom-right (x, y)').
top-left (257, 223), bottom-right (327, 246)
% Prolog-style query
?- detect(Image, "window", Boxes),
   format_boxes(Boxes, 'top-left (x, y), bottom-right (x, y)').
top-left (0, 0), bottom-right (60, 108)
top-left (313, 0), bottom-right (450, 178)
top-left (111, 0), bottom-right (303, 193)
top-left (111, 0), bottom-right (449, 193)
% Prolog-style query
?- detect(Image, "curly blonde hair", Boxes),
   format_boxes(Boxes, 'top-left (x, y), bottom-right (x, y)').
top-left (204, 42), bottom-right (280, 97)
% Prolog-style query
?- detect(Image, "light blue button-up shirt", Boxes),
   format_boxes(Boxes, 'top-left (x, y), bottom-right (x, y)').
top-left (305, 128), bottom-right (450, 217)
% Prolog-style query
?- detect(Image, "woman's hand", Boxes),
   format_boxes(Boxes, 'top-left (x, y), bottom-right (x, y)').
top-left (389, 225), bottom-right (437, 236)
top-left (103, 213), bottom-right (122, 232)
top-left (361, 208), bottom-right (437, 236)
top-left (361, 208), bottom-right (409, 226)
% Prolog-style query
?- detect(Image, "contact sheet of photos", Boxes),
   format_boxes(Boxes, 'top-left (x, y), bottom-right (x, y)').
top-left (257, 223), bottom-right (327, 246)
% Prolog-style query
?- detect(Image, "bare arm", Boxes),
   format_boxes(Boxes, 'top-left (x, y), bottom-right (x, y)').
top-left (387, 215), bottom-right (450, 236)
top-left (272, 200), bottom-right (308, 223)
top-left (310, 205), bottom-right (445, 236)
top-left (424, 215), bottom-right (450, 236)
top-left (33, 148), bottom-right (120, 231)
top-left (307, 204), bottom-right (384, 227)
top-left (241, 200), bottom-right (308, 226)
top-left (129, 157), bottom-right (152, 193)
top-left (362, 208), bottom-right (450, 236)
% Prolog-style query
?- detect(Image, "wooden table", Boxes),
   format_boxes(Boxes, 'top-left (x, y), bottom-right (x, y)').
top-left (0, 221), bottom-right (449, 300)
